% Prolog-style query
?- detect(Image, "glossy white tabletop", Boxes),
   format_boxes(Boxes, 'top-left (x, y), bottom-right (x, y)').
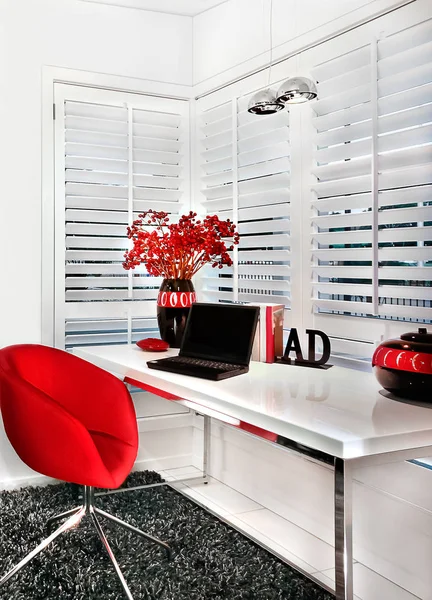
top-left (74, 344), bottom-right (432, 460)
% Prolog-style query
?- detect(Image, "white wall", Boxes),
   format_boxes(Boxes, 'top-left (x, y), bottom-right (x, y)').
top-left (193, 0), bottom-right (410, 89)
top-left (0, 0), bottom-right (192, 348)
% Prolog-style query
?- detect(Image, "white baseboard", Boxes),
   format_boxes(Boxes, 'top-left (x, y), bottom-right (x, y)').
top-left (0, 474), bottom-right (58, 491)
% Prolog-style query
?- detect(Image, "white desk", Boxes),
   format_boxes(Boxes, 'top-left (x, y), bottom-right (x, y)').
top-left (75, 344), bottom-right (432, 600)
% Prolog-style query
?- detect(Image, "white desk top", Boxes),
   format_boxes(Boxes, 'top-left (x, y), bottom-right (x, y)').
top-left (74, 344), bottom-right (432, 460)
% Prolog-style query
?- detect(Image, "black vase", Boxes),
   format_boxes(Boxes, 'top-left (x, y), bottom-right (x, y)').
top-left (157, 279), bottom-right (196, 348)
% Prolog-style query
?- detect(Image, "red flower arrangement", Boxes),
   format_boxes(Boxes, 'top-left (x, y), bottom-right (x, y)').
top-left (123, 210), bottom-right (240, 280)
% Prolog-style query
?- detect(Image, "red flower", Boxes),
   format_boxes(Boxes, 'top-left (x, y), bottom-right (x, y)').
top-left (122, 210), bottom-right (240, 279)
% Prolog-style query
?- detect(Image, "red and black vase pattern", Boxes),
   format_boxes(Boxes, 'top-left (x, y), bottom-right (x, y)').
top-left (372, 328), bottom-right (432, 401)
top-left (157, 279), bottom-right (196, 348)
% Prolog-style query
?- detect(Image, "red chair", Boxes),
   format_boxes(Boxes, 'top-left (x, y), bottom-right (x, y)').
top-left (0, 344), bottom-right (170, 599)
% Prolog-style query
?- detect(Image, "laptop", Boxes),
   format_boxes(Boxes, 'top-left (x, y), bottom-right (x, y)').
top-left (147, 303), bottom-right (259, 381)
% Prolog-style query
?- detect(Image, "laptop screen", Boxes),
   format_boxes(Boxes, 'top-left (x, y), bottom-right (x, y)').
top-left (180, 303), bottom-right (259, 365)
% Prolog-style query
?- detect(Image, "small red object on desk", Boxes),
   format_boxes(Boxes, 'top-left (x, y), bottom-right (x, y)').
top-left (136, 338), bottom-right (169, 352)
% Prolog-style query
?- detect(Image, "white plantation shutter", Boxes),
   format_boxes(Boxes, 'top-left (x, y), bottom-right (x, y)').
top-left (198, 95), bottom-right (291, 311)
top-left (310, 18), bottom-right (432, 359)
top-left (55, 85), bottom-right (189, 349)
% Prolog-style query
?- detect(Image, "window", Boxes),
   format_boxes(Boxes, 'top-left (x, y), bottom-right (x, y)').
top-left (309, 18), bottom-right (431, 361)
top-left (54, 85), bottom-right (189, 349)
top-left (196, 14), bottom-right (431, 364)
top-left (198, 94), bottom-right (291, 326)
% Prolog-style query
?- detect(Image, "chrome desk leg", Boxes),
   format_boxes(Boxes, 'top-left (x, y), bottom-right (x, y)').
top-left (203, 414), bottom-right (211, 482)
top-left (334, 457), bottom-right (353, 600)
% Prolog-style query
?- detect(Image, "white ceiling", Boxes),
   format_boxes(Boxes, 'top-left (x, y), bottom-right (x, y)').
top-left (82, 0), bottom-right (229, 16)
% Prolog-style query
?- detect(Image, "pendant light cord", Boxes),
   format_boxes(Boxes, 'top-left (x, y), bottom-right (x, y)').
top-left (268, 0), bottom-right (273, 86)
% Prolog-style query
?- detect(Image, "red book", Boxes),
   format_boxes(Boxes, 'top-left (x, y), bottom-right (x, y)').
top-left (250, 303), bottom-right (285, 363)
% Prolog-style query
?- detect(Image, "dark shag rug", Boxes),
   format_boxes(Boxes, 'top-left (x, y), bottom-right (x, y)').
top-left (0, 472), bottom-right (333, 600)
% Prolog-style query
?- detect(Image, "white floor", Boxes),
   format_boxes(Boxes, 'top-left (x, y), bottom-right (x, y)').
top-left (159, 466), bottom-right (421, 600)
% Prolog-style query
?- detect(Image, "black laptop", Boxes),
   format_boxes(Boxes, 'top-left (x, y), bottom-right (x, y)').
top-left (147, 303), bottom-right (259, 381)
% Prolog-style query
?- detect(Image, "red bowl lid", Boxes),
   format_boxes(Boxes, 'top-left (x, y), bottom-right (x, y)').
top-left (372, 345), bottom-right (432, 375)
top-left (136, 338), bottom-right (169, 352)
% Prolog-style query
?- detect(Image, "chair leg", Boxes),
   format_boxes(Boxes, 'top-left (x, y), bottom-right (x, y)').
top-left (0, 507), bottom-right (85, 588)
top-left (90, 511), bottom-right (134, 600)
top-left (95, 507), bottom-right (172, 559)
top-left (46, 506), bottom-right (82, 533)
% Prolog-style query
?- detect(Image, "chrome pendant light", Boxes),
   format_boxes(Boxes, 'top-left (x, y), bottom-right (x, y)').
top-left (247, 88), bottom-right (284, 115)
top-left (247, 0), bottom-right (317, 115)
top-left (276, 76), bottom-right (318, 105)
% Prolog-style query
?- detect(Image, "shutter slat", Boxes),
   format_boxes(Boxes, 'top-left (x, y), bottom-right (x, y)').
top-left (201, 143), bottom-right (232, 163)
top-left (379, 61), bottom-right (432, 99)
top-left (133, 135), bottom-right (182, 153)
top-left (204, 277), bottom-right (290, 292)
top-left (239, 233), bottom-right (289, 248)
top-left (66, 263), bottom-right (148, 275)
top-left (314, 225), bottom-right (432, 245)
top-left (66, 289), bottom-right (158, 301)
top-left (66, 276), bottom-right (162, 289)
top-left (66, 196), bottom-right (179, 213)
top-left (239, 141), bottom-right (290, 168)
top-left (238, 250), bottom-right (289, 261)
top-left (238, 111), bottom-right (289, 140)
top-left (317, 64), bottom-right (370, 99)
top-left (133, 109), bottom-right (181, 128)
top-left (314, 265), bottom-right (431, 280)
top-left (66, 102), bottom-right (127, 121)
top-left (133, 122), bottom-right (182, 141)
top-left (66, 115), bottom-right (127, 135)
top-left (64, 300), bottom-right (157, 319)
top-left (65, 317), bottom-right (158, 332)
top-left (379, 246), bottom-right (431, 261)
top-left (312, 45), bottom-right (370, 82)
top-left (378, 20), bottom-right (432, 59)
top-left (201, 103), bottom-right (231, 125)
top-left (202, 155), bottom-right (232, 175)
top-left (202, 116), bottom-right (232, 137)
top-left (66, 249), bottom-right (125, 260)
top-left (316, 115), bottom-right (432, 164)
top-left (66, 223), bottom-right (127, 236)
top-left (202, 129), bottom-right (232, 151)
top-left (66, 209), bottom-right (129, 224)
top-left (66, 129), bottom-right (127, 148)
top-left (239, 219), bottom-right (290, 235)
top-left (378, 40), bottom-right (432, 80)
top-left (203, 289), bottom-right (291, 306)
top-left (66, 156), bottom-right (181, 178)
top-left (316, 282), bottom-right (431, 301)
top-left (239, 201), bottom-right (289, 220)
top-left (65, 143), bottom-right (180, 165)
top-left (238, 127), bottom-right (290, 153)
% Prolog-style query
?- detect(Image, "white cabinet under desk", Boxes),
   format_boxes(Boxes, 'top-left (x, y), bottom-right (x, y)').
top-left (74, 344), bottom-right (432, 600)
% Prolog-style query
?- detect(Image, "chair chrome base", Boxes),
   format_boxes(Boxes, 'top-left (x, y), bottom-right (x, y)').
top-left (0, 485), bottom-right (171, 600)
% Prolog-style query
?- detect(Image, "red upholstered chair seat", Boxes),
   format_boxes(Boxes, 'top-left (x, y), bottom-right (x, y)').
top-left (0, 344), bottom-right (138, 489)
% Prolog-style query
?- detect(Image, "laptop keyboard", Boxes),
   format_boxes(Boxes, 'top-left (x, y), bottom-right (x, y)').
top-left (167, 356), bottom-right (241, 372)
